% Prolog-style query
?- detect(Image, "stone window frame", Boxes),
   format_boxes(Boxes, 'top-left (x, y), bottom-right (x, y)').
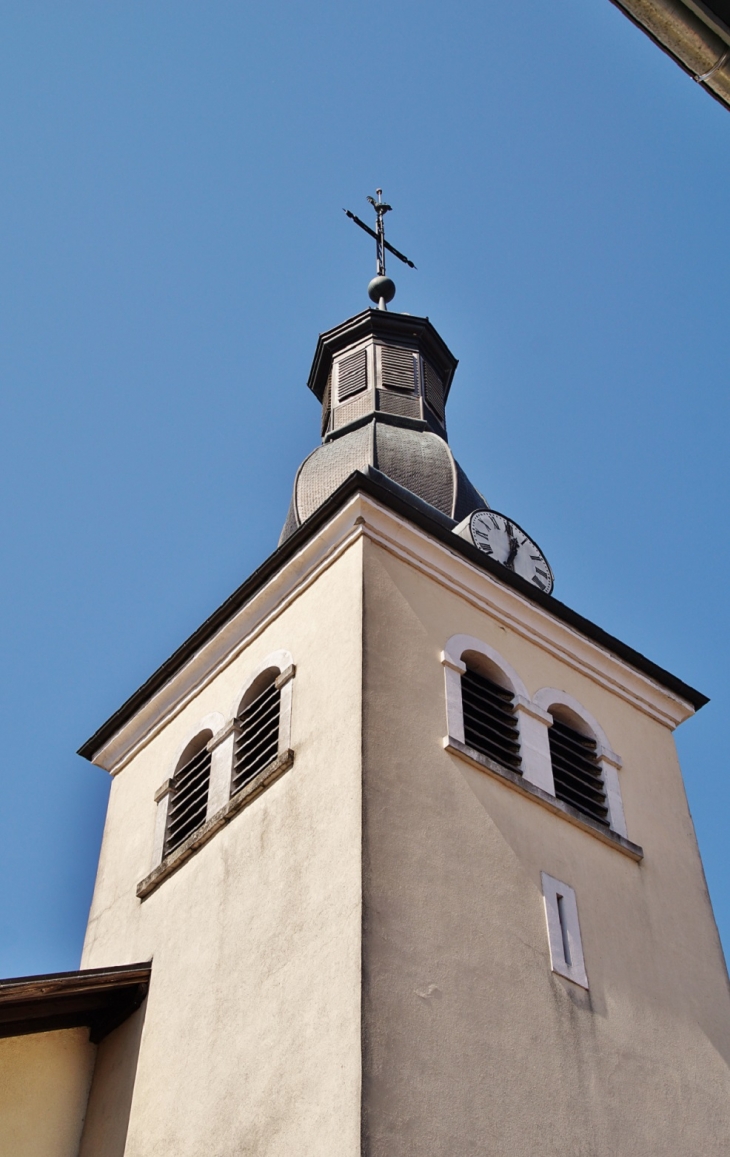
top-left (442, 635), bottom-right (640, 860)
top-left (139, 650), bottom-right (295, 899)
top-left (533, 688), bottom-right (627, 839)
top-left (150, 712), bottom-right (225, 869)
top-left (441, 634), bottom-right (555, 793)
top-left (541, 872), bottom-right (589, 989)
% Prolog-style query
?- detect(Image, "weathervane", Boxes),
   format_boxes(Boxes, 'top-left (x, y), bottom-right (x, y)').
top-left (344, 190), bottom-right (416, 310)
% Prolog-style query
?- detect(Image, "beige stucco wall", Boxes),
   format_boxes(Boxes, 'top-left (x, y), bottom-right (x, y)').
top-left (81, 540), bottom-right (364, 1157)
top-left (78, 496), bottom-right (730, 1154)
top-left (78, 1007), bottom-right (145, 1157)
top-left (360, 537), bottom-right (730, 1156)
top-left (0, 1028), bottom-right (95, 1157)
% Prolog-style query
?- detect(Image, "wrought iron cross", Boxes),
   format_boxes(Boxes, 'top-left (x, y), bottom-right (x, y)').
top-left (344, 190), bottom-right (416, 275)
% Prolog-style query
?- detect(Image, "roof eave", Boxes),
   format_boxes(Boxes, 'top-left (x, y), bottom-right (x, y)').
top-left (0, 962), bottom-right (152, 1044)
top-left (610, 0), bottom-right (730, 110)
top-left (306, 309), bottom-right (459, 403)
top-left (78, 469), bottom-right (708, 763)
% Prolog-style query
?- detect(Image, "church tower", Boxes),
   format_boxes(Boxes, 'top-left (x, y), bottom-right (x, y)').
top-left (3, 199), bottom-right (729, 1156)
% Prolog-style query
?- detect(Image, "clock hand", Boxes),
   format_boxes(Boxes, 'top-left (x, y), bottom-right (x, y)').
top-left (505, 527), bottom-right (520, 569)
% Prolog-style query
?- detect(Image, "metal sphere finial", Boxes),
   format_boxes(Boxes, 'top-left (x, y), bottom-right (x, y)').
top-left (368, 275), bottom-right (396, 307)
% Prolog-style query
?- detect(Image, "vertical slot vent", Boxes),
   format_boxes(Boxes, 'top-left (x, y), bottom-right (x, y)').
top-left (461, 668), bottom-right (522, 772)
top-left (164, 746), bottom-right (211, 855)
top-left (424, 361), bottom-right (445, 420)
top-left (549, 720), bottom-right (609, 826)
top-left (380, 345), bottom-right (417, 392)
top-left (337, 349), bottom-right (368, 402)
top-left (232, 676), bottom-right (281, 795)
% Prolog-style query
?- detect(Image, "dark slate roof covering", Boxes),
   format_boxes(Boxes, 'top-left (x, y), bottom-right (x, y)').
top-left (79, 469), bottom-right (708, 762)
top-left (283, 421), bottom-right (462, 543)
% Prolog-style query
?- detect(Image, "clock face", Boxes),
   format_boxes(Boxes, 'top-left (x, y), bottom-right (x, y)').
top-left (468, 509), bottom-right (554, 595)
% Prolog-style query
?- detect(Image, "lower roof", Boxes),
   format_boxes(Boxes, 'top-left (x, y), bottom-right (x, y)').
top-left (78, 468), bottom-right (707, 763)
top-left (0, 962), bottom-right (151, 1043)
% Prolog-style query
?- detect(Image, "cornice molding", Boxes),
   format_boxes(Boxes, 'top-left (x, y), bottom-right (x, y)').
top-left (307, 308), bottom-right (458, 403)
top-left (611, 0), bottom-right (730, 110)
top-left (357, 499), bottom-right (699, 730)
top-left (80, 473), bottom-right (705, 772)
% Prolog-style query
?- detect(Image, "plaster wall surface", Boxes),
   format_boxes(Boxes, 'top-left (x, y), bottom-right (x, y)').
top-left (360, 537), bottom-right (730, 1157)
top-left (77, 494), bottom-right (730, 1155)
top-left (81, 541), bottom-right (365, 1157)
top-left (78, 1007), bottom-right (146, 1157)
top-left (0, 1028), bottom-right (95, 1157)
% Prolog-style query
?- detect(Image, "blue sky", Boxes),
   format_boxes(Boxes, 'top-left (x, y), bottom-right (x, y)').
top-left (1, 1), bottom-right (728, 975)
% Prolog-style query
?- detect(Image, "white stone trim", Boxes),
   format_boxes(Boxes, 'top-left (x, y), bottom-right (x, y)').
top-left (230, 649), bottom-right (294, 718)
top-left (138, 749), bottom-right (295, 900)
top-left (169, 712), bottom-right (225, 776)
top-left (442, 634), bottom-right (530, 699)
top-left (151, 782), bottom-right (172, 869)
top-left (206, 719), bottom-right (240, 818)
top-left (149, 657), bottom-right (297, 872)
top-left (275, 666), bottom-right (295, 760)
top-left (599, 758), bottom-right (628, 839)
top-left (149, 713), bottom-right (224, 870)
top-left (232, 650), bottom-right (295, 769)
top-left (533, 688), bottom-right (626, 836)
top-left (513, 697), bottom-right (555, 795)
top-left (533, 689), bottom-right (614, 753)
top-left (445, 738), bottom-right (642, 860)
top-left (541, 872), bottom-right (588, 989)
top-left (94, 494), bottom-right (696, 775)
top-left (441, 651), bottom-right (466, 745)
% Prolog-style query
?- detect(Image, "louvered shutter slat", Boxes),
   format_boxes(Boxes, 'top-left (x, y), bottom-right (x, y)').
top-left (164, 747), bottom-right (211, 855)
top-left (549, 719), bottom-right (609, 826)
top-left (424, 361), bottom-right (445, 420)
top-left (380, 346), bottom-right (417, 392)
top-left (461, 668), bottom-right (522, 772)
top-left (337, 349), bottom-right (368, 402)
top-left (233, 678), bottom-right (281, 794)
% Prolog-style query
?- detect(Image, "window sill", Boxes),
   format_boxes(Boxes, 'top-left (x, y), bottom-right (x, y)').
top-left (443, 737), bottom-right (643, 862)
top-left (137, 749), bottom-right (295, 900)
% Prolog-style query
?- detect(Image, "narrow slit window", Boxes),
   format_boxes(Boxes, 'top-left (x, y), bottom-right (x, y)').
top-left (232, 673), bottom-right (281, 795)
top-left (557, 894), bottom-right (571, 965)
top-left (541, 872), bottom-right (588, 988)
top-left (461, 666), bottom-right (522, 773)
top-left (548, 717), bottom-right (608, 826)
top-left (164, 736), bottom-right (212, 856)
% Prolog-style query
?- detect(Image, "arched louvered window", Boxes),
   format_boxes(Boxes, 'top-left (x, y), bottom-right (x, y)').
top-left (232, 669), bottom-right (281, 795)
top-left (461, 662), bottom-right (522, 774)
top-left (548, 713), bottom-right (609, 827)
top-left (164, 731), bottom-right (212, 856)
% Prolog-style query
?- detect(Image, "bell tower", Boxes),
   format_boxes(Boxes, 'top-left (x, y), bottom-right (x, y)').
top-left (279, 307), bottom-right (486, 542)
top-left (7, 198), bottom-right (728, 1156)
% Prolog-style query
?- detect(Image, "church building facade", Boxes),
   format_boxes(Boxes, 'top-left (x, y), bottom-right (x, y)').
top-left (2, 286), bottom-right (729, 1155)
